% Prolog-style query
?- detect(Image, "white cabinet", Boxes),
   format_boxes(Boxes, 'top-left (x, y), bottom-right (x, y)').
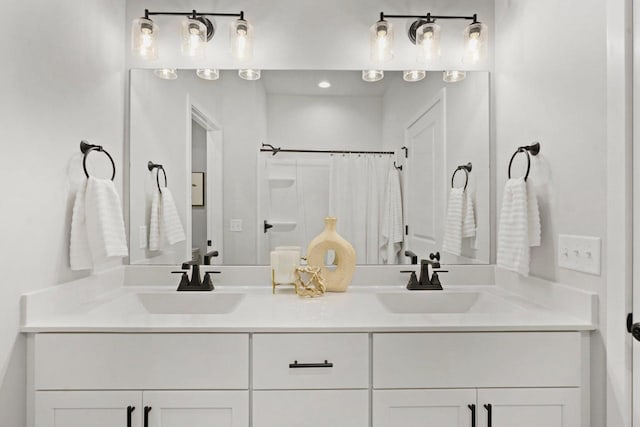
top-left (373, 389), bottom-right (476, 427)
top-left (477, 388), bottom-right (580, 427)
top-left (35, 391), bottom-right (248, 427)
top-left (35, 391), bottom-right (141, 427)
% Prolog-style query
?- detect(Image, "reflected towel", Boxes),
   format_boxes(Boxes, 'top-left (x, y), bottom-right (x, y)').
top-left (70, 177), bottom-right (128, 270)
top-left (149, 187), bottom-right (185, 251)
top-left (497, 178), bottom-right (541, 276)
top-left (380, 167), bottom-right (403, 264)
top-left (442, 188), bottom-right (465, 256)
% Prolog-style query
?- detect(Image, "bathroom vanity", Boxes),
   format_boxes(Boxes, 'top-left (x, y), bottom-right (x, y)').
top-left (23, 266), bottom-right (595, 427)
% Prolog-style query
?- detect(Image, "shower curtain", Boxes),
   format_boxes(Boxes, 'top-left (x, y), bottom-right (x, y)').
top-left (330, 154), bottom-right (395, 264)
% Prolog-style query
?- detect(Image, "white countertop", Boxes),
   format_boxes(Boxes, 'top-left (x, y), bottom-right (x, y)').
top-left (21, 281), bottom-right (595, 333)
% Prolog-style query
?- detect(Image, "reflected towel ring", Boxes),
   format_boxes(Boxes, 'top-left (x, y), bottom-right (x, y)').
top-left (507, 142), bottom-right (541, 181)
top-left (451, 162), bottom-right (472, 190)
top-left (393, 161), bottom-right (403, 171)
top-left (80, 140), bottom-right (116, 181)
top-left (148, 161), bottom-right (167, 192)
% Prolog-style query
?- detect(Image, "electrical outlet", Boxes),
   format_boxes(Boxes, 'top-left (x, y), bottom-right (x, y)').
top-left (230, 219), bottom-right (243, 232)
top-left (558, 234), bottom-right (601, 275)
top-left (139, 226), bottom-right (147, 249)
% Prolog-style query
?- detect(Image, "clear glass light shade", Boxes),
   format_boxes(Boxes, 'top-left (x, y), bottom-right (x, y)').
top-left (196, 68), bottom-right (219, 80)
top-left (362, 70), bottom-right (384, 82)
top-left (182, 18), bottom-right (207, 58)
top-left (463, 22), bottom-right (488, 64)
top-left (154, 68), bottom-right (178, 80)
top-left (416, 22), bottom-right (440, 64)
top-left (443, 70), bottom-right (466, 83)
top-left (369, 20), bottom-right (393, 63)
top-left (132, 18), bottom-right (158, 61)
top-left (238, 69), bottom-right (261, 80)
top-left (230, 19), bottom-right (253, 62)
top-left (403, 70), bottom-right (426, 82)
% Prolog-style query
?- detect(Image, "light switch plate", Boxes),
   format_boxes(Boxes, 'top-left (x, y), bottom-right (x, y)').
top-left (139, 226), bottom-right (147, 249)
top-left (230, 219), bottom-right (243, 232)
top-left (558, 234), bottom-right (601, 275)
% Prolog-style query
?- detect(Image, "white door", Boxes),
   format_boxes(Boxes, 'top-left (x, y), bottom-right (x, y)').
top-left (477, 388), bottom-right (580, 427)
top-left (404, 92), bottom-right (446, 263)
top-left (35, 391), bottom-right (141, 427)
top-left (253, 390), bottom-right (368, 427)
top-left (142, 391), bottom-right (248, 427)
top-left (373, 389), bottom-right (476, 427)
top-left (206, 128), bottom-right (224, 264)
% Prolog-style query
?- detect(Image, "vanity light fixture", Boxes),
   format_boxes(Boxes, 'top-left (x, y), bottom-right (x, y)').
top-left (376, 12), bottom-right (486, 64)
top-left (370, 16), bottom-right (394, 63)
top-left (239, 69), bottom-right (261, 81)
top-left (443, 70), bottom-right (466, 83)
top-left (362, 70), bottom-right (384, 82)
top-left (153, 68), bottom-right (178, 80)
top-left (403, 70), bottom-right (426, 82)
top-left (318, 81), bottom-right (331, 89)
top-left (196, 68), bottom-right (220, 80)
top-left (132, 9), bottom-right (248, 61)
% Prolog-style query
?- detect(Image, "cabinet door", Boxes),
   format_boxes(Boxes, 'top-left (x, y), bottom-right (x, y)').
top-left (35, 391), bottom-right (141, 427)
top-left (142, 391), bottom-right (248, 427)
top-left (477, 388), bottom-right (580, 427)
top-left (373, 389), bottom-right (477, 427)
top-left (253, 390), bottom-right (369, 427)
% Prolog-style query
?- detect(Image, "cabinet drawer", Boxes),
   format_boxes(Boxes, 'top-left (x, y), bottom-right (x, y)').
top-left (373, 332), bottom-right (581, 389)
top-left (34, 334), bottom-right (249, 390)
top-left (252, 333), bottom-right (369, 389)
top-left (253, 390), bottom-right (369, 427)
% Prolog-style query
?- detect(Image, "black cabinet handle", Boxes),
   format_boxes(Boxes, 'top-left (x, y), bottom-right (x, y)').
top-left (289, 360), bottom-right (333, 368)
top-left (126, 406), bottom-right (135, 427)
top-left (144, 406), bottom-right (152, 427)
top-left (484, 404), bottom-right (492, 427)
top-left (468, 404), bottom-right (476, 427)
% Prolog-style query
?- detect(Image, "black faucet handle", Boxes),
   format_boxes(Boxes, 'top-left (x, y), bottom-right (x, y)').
top-left (171, 271), bottom-right (190, 289)
top-left (181, 262), bottom-right (193, 270)
top-left (429, 252), bottom-right (440, 262)
top-left (202, 272), bottom-right (215, 291)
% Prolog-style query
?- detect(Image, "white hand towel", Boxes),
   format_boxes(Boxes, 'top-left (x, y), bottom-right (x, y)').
top-left (380, 167), bottom-right (403, 264)
top-left (497, 178), bottom-right (541, 276)
top-left (148, 189), bottom-right (162, 251)
top-left (462, 191), bottom-right (476, 238)
top-left (160, 188), bottom-right (186, 245)
top-left (70, 180), bottom-right (92, 270)
top-left (442, 188), bottom-right (465, 256)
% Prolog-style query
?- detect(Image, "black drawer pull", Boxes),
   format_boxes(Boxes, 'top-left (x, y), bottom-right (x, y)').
top-left (468, 404), bottom-right (476, 427)
top-left (127, 406), bottom-right (135, 427)
top-left (289, 360), bottom-right (333, 368)
top-left (144, 406), bottom-right (152, 427)
top-left (484, 404), bottom-right (492, 427)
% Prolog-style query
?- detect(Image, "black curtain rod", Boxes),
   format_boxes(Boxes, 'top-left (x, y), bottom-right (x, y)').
top-left (260, 145), bottom-right (395, 156)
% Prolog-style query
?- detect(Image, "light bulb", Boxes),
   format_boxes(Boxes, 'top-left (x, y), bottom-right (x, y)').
top-left (196, 69), bottom-right (219, 80)
top-left (463, 22), bottom-right (487, 64)
top-left (154, 68), bottom-right (178, 80)
top-left (403, 70), bottom-right (426, 82)
top-left (443, 70), bottom-right (466, 83)
top-left (362, 70), bottom-right (384, 82)
top-left (318, 81), bottom-right (331, 89)
top-left (132, 17), bottom-right (158, 61)
top-left (369, 20), bottom-right (393, 63)
top-left (182, 18), bottom-right (207, 58)
top-left (416, 22), bottom-right (440, 64)
top-left (231, 19), bottom-right (253, 62)
top-left (239, 69), bottom-right (261, 81)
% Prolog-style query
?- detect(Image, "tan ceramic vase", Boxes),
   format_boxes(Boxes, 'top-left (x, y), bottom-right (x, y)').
top-left (306, 217), bottom-right (356, 292)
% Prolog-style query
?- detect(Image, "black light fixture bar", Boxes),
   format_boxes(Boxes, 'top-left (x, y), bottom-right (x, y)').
top-left (380, 12), bottom-right (477, 23)
top-left (144, 9), bottom-right (244, 20)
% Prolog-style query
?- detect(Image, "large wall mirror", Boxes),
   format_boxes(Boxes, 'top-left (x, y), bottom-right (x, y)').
top-left (129, 69), bottom-right (490, 266)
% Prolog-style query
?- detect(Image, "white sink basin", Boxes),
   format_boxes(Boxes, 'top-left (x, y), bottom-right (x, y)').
top-left (377, 291), bottom-right (523, 314)
top-left (136, 293), bottom-right (244, 315)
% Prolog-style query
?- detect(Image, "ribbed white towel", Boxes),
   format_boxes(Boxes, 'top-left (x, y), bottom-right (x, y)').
top-left (149, 187), bottom-right (185, 250)
top-left (443, 189), bottom-right (476, 256)
top-left (70, 177), bottom-right (128, 270)
top-left (497, 178), bottom-right (541, 276)
top-left (380, 167), bottom-right (403, 264)
top-left (462, 191), bottom-right (476, 239)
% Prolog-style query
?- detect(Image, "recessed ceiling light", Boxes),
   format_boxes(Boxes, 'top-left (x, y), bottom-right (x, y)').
top-left (318, 81), bottom-right (331, 89)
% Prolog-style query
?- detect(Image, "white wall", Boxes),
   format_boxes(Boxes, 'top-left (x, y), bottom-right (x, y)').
top-left (382, 72), bottom-right (491, 264)
top-left (493, 1), bottom-right (607, 425)
top-left (0, 1), bottom-right (126, 425)
top-left (267, 95), bottom-right (383, 151)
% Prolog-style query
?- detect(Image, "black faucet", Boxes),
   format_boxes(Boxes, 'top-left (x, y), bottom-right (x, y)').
top-left (401, 252), bottom-right (447, 290)
top-left (171, 262), bottom-right (220, 291)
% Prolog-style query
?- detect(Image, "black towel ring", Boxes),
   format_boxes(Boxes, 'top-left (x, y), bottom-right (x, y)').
top-left (148, 161), bottom-right (167, 192)
top-left (507, 142), bottom-right (541, 181)
top-left (80, 140), bottom-right (116, 181)
top-left (451, 162), bottom-right (472, 190)
top-left (393, 161), bottom-right (403, 171)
